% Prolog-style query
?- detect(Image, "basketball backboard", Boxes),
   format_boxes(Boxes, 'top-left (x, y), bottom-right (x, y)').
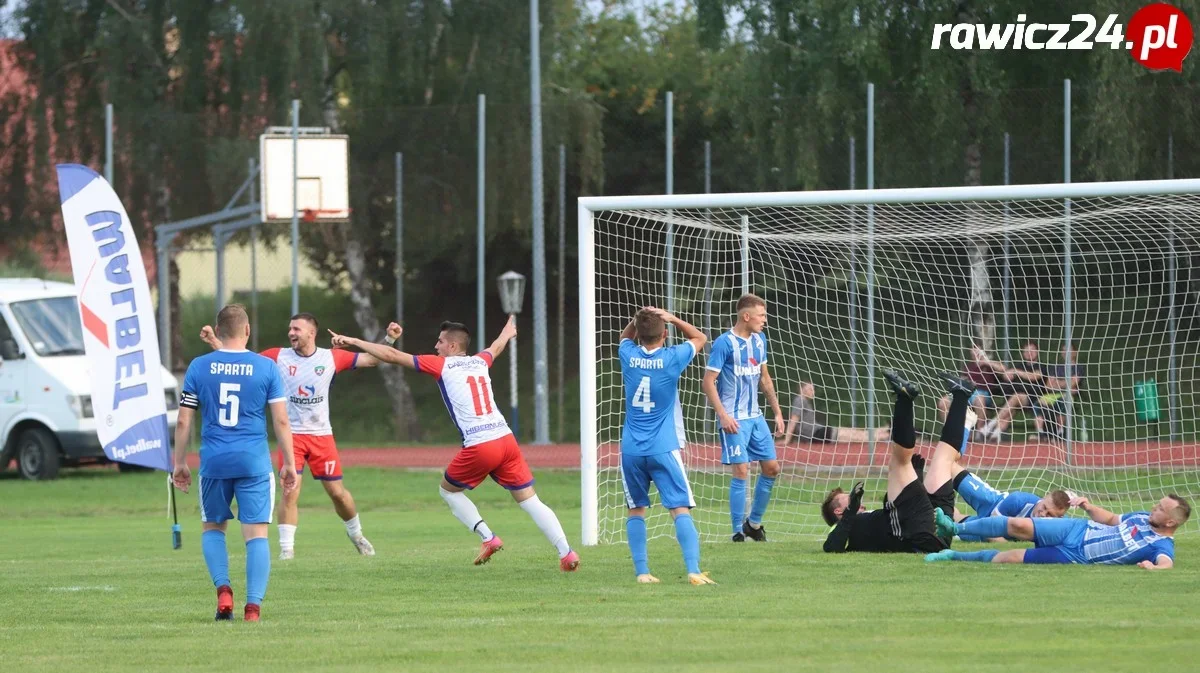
top-left (259, 130), bottom-right (350, 222)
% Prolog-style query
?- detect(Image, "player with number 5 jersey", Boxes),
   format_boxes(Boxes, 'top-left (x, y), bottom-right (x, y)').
top-left (618, 307), bottom-right (714, 585)
top-left (328, 316), bottom-right (580, 572)
top-left (173, 304), bottom-right (297, 622)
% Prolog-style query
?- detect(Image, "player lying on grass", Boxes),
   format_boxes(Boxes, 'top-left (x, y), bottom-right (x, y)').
top-left (820, 370), bottom-right (959, 554)
top-left (949, 464), bottom-right (1070, 542)
top-left (201, 314), bottom-right (386, 560)
top-left (329, 317), bottom-right (580, 572)
top-left (618, 307), bottom-right (715, 585)
top-left (926, 494), bottom-right (1190, 569)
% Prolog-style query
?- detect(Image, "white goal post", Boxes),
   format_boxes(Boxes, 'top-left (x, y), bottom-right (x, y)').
top-left (579, 178), bottom-right (1200, 546)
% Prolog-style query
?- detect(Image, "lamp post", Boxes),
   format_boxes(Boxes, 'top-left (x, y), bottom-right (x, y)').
top-left (497, 271), bottom-right (526, 437)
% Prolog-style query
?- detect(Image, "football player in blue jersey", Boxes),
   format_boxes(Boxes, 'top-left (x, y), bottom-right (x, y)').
top-left (950, 465), bottom-right (1070, 541)
top-left (172, 304), bottom-right (297, 621)
top-left (702, 294), bottom-right (785, 542)
top-left (618, 307), bottom-right (712, 585)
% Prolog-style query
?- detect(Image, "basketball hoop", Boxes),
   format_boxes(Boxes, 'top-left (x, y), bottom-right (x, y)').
top-left (300, 208), bottom-right (351, 223)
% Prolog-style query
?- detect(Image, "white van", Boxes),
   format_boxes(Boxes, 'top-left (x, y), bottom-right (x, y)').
top-left (0, 278), bottom-right (179, 480)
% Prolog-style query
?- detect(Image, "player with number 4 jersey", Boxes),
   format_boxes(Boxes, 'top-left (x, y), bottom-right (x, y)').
top-left (619, 307), bottom-right (713, 585)
top-left (329, 316), bottom-right (580, 572)
top-left (201, 312), bottom-right (386, 560)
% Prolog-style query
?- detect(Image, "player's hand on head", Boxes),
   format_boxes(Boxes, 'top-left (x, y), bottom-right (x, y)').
top-left (1070, 495), bottom-right (1089, 509)
top-left (172, 464), bottom-right (191, 492)
top-left (386, 322), bottom-right (403, 340)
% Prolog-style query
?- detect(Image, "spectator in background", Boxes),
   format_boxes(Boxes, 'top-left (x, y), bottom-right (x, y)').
top-left (979, 340), bottom-right (1047, 441)
top-left (783, 381), bottom-right (890, 445)
top-left (936, 343), bottom-right (1007, 437)
top-left (1036, 344), bottom-right (1086, 440)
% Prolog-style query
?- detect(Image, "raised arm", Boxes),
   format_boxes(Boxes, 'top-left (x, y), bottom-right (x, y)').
top-left (620, 317), bottom-right (637, 342)
top-left (1071, 496), bottom-right (1120, 526)
top-left (199, 325), bottom-right (223, 350)
top-left (485, 315), bottom-right (519, 360)
top-left (655, 308), bottom-right (707, 353)
top-left (328, 328), bottom-right (418, 369)
top-left (350, 323), bottom-right (405, 368)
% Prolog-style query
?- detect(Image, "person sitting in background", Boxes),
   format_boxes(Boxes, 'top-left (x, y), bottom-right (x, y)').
top-left (1035, 344), bottom-right (1086, 440)
top-left (979, 340), bottom-right (1048, 441)
top-left (783, 381), bottom-right (889, 445)
top-left (937, 344), bottom-right (1007, 439)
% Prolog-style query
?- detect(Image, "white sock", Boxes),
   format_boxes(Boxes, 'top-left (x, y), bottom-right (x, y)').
top-left (343, 514), bottom-right (363, 538)
top-left (278, 524), bottom-right (296, 551)
top-left (519, 494), bottom-right (571, 558)
top-left (982, 419), bottom-right (999, 435)
top-left (439, 486), bottom-right (493, 541)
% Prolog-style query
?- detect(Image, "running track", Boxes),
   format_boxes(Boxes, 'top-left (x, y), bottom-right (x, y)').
top-left (181, 440), bottom-right (1200, 469)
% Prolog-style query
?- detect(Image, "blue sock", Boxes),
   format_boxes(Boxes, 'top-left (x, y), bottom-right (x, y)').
top-left (952, 549), bottom-right (999, 563)
top-left (674, 513), bottom-right (701, 575)
top-left (244, 537), bottom-right (270, 606)
top-left (957, 515), bottom-right (1009, 540)
top-left (749, 475), bottom-right (776, 526)
top-left (625, 516), bottom-right (650, 576)
top-left (730, 477), bottom-right (747, 535)
top-left (201, 530), bottom-right (230, 588)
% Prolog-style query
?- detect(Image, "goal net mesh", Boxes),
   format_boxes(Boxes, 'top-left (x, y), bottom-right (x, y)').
top-left (590, 192), bottom-right (1200, 543)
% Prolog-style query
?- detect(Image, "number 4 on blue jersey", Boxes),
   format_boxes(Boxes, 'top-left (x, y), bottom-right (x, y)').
top-left (619, 339), bottom-right (698, 457)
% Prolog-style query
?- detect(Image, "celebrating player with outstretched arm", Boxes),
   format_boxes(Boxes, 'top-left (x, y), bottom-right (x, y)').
top-left (702, 293), bottom-right (785, 542)
top-left (618, 307), bottom-right (714, 585)
top-left (201, 313), bottom-right (386, 560)
top-left (329, 316), bottom-right (580, 571)
top-left (173, 304), bottom-right (298, 622)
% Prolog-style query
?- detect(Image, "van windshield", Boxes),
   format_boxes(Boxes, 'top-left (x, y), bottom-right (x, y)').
top-left (10, 296), bottom-right (86, 357)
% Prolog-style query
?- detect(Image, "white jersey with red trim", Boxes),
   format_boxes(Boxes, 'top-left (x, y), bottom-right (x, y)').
top-left (262, 346), bottom-right (358, 435)
top-left (414, 351), bottom-right (511, 447)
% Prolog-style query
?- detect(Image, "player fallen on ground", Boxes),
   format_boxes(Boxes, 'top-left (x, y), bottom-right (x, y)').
top-left (618, 306), bottom-right (714, 585)
top-left (820, 370), bottom-right (957, 554)
top-left (173, 304), bottom-right (298, 621)
top-left (201, 313), bottom-right (386, 560)
top-left (926, 494), bottom-right (1189, 569)
top-left (949, 464), bottom-right (1070, 542)
top-left (329, 317), bottom-right (580, 571)
top-left (702, 293), bottom-right (785, 542)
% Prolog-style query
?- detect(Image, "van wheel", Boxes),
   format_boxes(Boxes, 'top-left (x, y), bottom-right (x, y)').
top-left (17, 428), bottom-right (61, 481)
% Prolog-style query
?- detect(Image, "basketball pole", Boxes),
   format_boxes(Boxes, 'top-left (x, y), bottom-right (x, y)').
top-left (291, 99), bottom-right (300, 316)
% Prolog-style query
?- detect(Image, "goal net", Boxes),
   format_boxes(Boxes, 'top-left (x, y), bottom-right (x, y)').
top-left (579, 180), bottom-right (1200, 545)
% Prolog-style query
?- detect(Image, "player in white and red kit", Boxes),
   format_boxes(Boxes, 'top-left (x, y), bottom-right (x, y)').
top-left (329, 316), bottom-right (580, 571)
top-left (200, 313), bottom-right (387, 559)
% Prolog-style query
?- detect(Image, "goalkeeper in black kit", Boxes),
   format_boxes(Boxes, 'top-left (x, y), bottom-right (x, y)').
top-left (821, 370), bottom-right (972, 553)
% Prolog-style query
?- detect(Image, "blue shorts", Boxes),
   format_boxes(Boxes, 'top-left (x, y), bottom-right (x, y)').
top-left (199, 473), bottom-right (276, 524)
top-left (719, 416), bottom-right (776, 465)
top-left (621, 450), bottom-right (695, 510)
top-left (1030, 517), bottom-right (1088, 563)
top-left (955, 472), bottom-right (1004, 517)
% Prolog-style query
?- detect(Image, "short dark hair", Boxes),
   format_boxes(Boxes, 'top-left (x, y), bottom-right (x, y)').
top-left (821, 488), bottom-right (845, 527)
top-left (439, 321), bottom-right (470, 350)
top-left (1168, 493), bottom-right (1192, 524)
top-left (216, 304), bottom-right (249, 339)
top-left (635, 309), bottom-right (665, 345)
top-left (290, 312), bottom-right (319, 329)
top-left (1048, 490), bottom-right (1070, 511)
top-left (735, 293), bottom-right (765, 315)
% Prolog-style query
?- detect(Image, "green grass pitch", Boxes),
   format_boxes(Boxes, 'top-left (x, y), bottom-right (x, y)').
top-left (2, 467), bottom-right (1199, 672)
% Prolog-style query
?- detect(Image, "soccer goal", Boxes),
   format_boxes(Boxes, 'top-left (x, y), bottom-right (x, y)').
top-left (579, 179), bottom-right (1200, 546)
